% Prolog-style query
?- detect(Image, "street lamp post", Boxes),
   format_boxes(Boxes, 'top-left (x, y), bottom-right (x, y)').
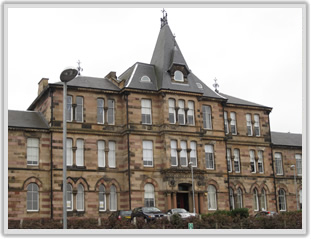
top-left (60, 68), bottom-right (78, 229)
top-left (189, 161), bottom-right (196, 214)
top-left (290, 165), bottom-right (299, 210)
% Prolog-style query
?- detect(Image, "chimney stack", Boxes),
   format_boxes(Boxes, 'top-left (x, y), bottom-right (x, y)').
top-left (38, 78), bottom-right (49, 95)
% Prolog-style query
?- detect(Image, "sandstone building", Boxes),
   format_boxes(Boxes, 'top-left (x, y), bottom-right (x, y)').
top-left (8, 14), bottom-right (302, 221)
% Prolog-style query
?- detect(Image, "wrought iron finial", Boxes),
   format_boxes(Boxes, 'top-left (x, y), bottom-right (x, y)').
top-left (160, 8), bottom-right (168, 28)
top-left (77, 60), bottom-right (83, 76)
top-left (213, 78), bottom-right (219, 93)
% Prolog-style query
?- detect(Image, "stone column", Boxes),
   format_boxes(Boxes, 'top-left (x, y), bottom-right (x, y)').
top-left (166, 192), bottom-right (172, 210)
top-left (195, 193), bottom-right (199, 214)
top-left (172, 192), bottom-right (177, 208)
top-left (199, 193), bottom-right (204, 214)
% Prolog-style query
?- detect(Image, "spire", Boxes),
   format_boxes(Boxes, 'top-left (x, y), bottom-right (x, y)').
top-left (213, 78), bottom-right (219, 93)
top-left (160, 8), bottom-right (168, 28)
top-left (77, 60), bottom-right (83, 76)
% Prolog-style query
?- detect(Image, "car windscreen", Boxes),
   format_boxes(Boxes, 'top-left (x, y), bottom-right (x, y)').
top-left (142, 207), bottom-right (161, 213)
top-left (120, 211), bottom-right (132, 216)
top-left (173, 209), bottom-right (187, 213)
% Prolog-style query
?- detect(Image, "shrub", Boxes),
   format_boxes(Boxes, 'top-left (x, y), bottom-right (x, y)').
top-left (231, 208), bottom-right (249, 218)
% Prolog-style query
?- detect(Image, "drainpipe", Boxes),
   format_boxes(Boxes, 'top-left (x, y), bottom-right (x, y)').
top-left (222, 102), bottom-right (231, 210)
top-left (125, 93), bottom-right (131, 209)
top-left (50, 88), bottom-right (54, 219)
top-left (267, 111), bottom-right (278, 212)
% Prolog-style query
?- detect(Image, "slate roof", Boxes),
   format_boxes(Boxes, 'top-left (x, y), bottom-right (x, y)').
top-left (271, 131), bottom-right (302, 147)
top-left (8, 110), bottom-right (49, 129)
top-left (218, 92), bottom-right (272, 109)
top-left (53, 76), bottom-right (120, 91)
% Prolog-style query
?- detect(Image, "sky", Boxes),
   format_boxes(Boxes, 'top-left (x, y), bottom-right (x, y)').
top-left (6, 5), bottom-right (304, 134)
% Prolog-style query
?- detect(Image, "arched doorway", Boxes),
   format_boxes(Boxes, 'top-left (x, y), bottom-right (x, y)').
top-left (177, 183), bottom-right (191, 211)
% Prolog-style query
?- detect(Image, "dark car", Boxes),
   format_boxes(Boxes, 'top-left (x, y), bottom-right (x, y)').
top-left (255, 211), bottom-right (278, 218)
top-left (131, 207), bottom-right (167, 222)
top-left (109, 210), bottom-right (132, 220)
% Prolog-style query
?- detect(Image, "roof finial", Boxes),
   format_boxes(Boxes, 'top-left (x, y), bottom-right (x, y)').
top-left (160, 8), bottom-right (168, 28)
top-left (77, 60), bottom-right (83, 76)
top-left (213, 77), bottom-right (219, 93)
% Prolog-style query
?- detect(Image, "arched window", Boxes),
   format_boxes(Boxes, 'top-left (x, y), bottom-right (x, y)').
top-left (174, 70), bottom-right (184, 82)
top-left (253, 188), bottom-right (259, 211)
top-left (278, 189), bottom-right (286, 211)
top-left (99, 184), bottom-right (106, 211)
top-left (66, 184), bottom-right (73, 211)
top-left (77, 184), bottom-right (84, 211)
top-left (144, 184), bottom-right (155, 207)
top-left (141, 75), bottom-right (151, 82)
top-left (229, 187), bottom-right (235, 210)
top-left (207, 185), bottom-right (217, 210)
top-left (236, 188), bottom-right (243, 208)
top-left (110, 185), bottom-right (117, 211)
top-left (260, 188), bottom-right (267, 211)
top-left (27, 183), bottom-right (39, 211)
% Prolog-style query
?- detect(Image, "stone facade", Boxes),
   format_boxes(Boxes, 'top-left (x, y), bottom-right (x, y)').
top-left (8, 16), bottom-right (302, 221)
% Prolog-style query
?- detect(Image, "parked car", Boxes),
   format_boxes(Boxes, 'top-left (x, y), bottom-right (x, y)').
top-left (109, 210), bottom-right (132, 220)
top-left (131, 207), bottom-right (167, 222)
top-left (167, 208), bottom-right (197, 220)
top-left (255, 211), bottom-right (278, 218)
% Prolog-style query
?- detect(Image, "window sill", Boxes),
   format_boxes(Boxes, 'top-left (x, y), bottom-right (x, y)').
top-left (27, 210), bottom-right (39, 213)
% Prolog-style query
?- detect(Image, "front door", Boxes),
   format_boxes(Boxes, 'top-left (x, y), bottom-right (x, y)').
top-left (177, 193), bottom-right (189, 211)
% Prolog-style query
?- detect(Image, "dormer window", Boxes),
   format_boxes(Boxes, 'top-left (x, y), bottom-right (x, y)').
top-left (141, 75), bottom-right (151, 82)
top-left (174, 70), bottom-right (184, 82)
top-left (196, 83), bottom-right (203, 89)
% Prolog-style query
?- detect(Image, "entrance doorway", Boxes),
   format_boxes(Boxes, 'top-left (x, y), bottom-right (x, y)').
top-left (177, 193), bottom-right (189, 211)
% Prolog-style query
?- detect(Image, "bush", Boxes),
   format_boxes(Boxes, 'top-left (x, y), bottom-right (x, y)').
top-left (7, 211), bottom-right (302, 230)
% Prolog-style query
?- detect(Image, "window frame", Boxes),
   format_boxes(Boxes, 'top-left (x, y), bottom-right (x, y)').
top-left (190, 141), bottom-right (197, 167)
top-left (98, 140), bottom-right (105, 168)
top-left (187, 101), bottom-right (195, 126)
top-left (76, 184), bottom-right (84, 212)
top-left (178, 100), bottom-right (186, 125)
top-left (258, 150), bottom-right (264, 173)
top-left (234, 149), bottom-right (240, 173)
top-left (260, 188), bottom-right (267, 211)
top-left (109, 185), bottom-right (117, 211)
top-left (224, 111), bottom-right (229, 135)
top-left (168, 99), bottom-right (176, 124)
top-left (97, 98), bottom-right (105, 124)
top-left (170, 140), bottom-right (178, 167)
top-left (275, 153), bottom-right (283, 175)
top-left (203, 105), bottom-right (212, 130)
top-left (27, 138), bottom-right (39, 166)
top-left (66, 138), bottom-right (73, 166)
top-left (229, 187), bottom-right (235, 210)
top-left (230, 112), bottom-right (237, 135)
top-left (99, 184), bottom-right (106, 211)
top-left (246, 113), bottom-right (253, 136)
top-left (205, 145), bottom-right (214, 170)
top-left (76, 139), bottom-right (84, 167)
top-left (250, 150), bottom-right (256, 173)
top-left (143, 140), bottom-right (153, 167)
top-left (144, 183), bottom-right (155, 207)
top-left (27, 183), bottom-right (39, 212)
top-left (295, 154), bottom-right (302, 176)
top-left (66, 95), bottom-right (73, 122)
top-left (253, 189), bottom-right (259, 211)
top-left (107, 99), bottom-right (115, 125)
top-left (108, 141), bottom-right (116, 168)
top-left (254, 114), bottom-right (260, 136)
top-left (236, 188), bottom-right (243, 209)
top-left (66, 184), bottom-right (73, 211)
top-left (207, 185), bottom-right (217, 210)
top-left (141, 99), bottom-right (152, 125)
top-left (227, 148), bottom-right (232, 173)
top-left (75, 96), bottom-right (84, 122)
top-left (180, 140), bottom-right (188, 167)
top-left (278, 189), bottom-right (286, 211)
top-left (174, 70), bottom-right (184, 82)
